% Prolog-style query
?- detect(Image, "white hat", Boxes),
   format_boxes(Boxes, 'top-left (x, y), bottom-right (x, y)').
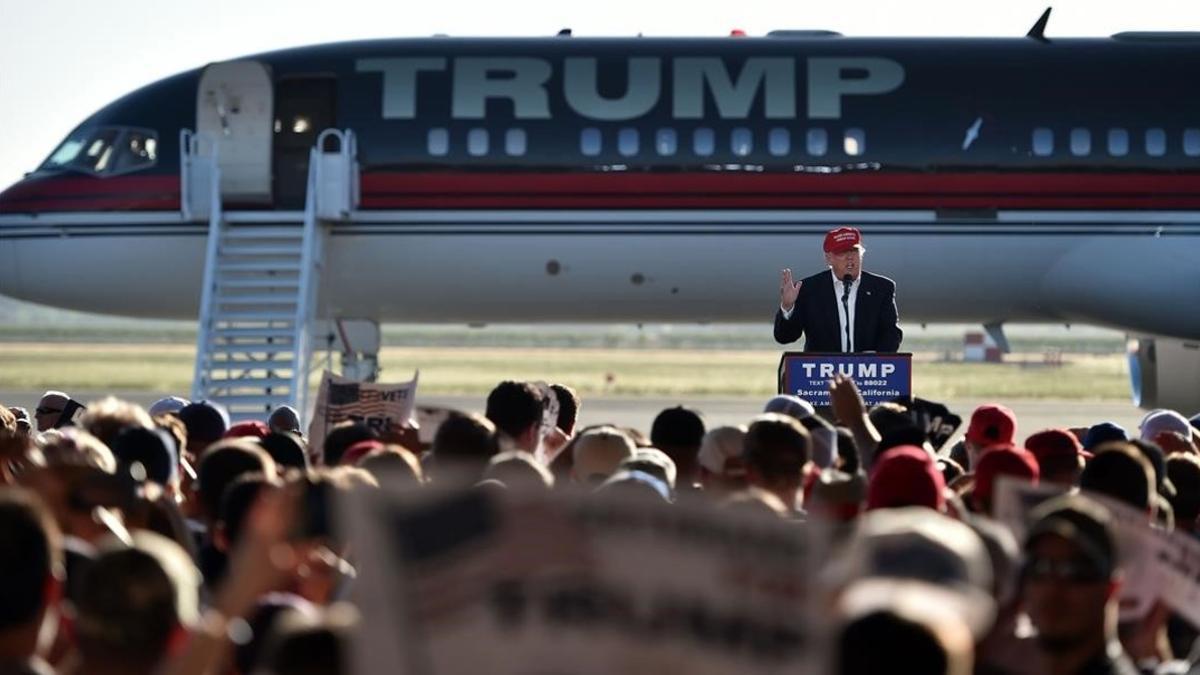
top-left (572, 427), bottom-right (636, 483)
top-left (148, 396), bottom-right (190, 417)
top-left (697, 425), bottom-right (748, 476)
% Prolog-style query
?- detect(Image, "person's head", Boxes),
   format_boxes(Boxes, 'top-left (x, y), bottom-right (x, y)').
top-left (1167, 453), bottom-right (1200, 532)
top-left (34, 391), bottom-right (70, 432)
top-left (620, 447), bottom-right (677, 493)
top-left (549, 384), bottom-right (580, 436)
top-left (835, 607), bottom-right (972, 675)
top-left (594, 469), bottom-right (671, 503)
top-left (322, 422), bottom-right (379, 467)
top-left (485, 381), bottom-right (545, 453)
top-left (39, 427), bottom-right (117, 474)
top-left (867, 445), bottom-right (945, 512)
top-left (483, 451), bottom-right (554, 491)
top-left (430, 411), bottom-right (501, 482)
top-left (268, 406), bottom-right (303, 434)
top-left (216, 472), bottom-right (278, 552)
top-left (1079, 443), bottom-right (1155, 515)
top-left (1126, 438), bottom-right (1173, 500)
top-left (963, 404), bottom-right (1016, 466)
top-left (147, 396), bottom-right (189, 418)
top-left (823, 226), bottom-right (865, 281)
top-left (75, 532), bottom-right (200, 673)
top-left (1139, 409), bottom-right (1193, 446)
top-left (177, 401), bottom-right (230, 456)
top-left (0, 488), bottom-right (62, 660)
top-left (1025, 429), bottom-right (1086, 486)
top-left (807, 469), bottom-right (867, 523)
top-left (1021, 495), bottom-right (1119, 653)
top-left (650, 406), bottom-right (706, 486)
top-left (762, 394), bottom-right (814, 422)
top-left (111, 426), bottom-right (180, 491)
top-left (356, 446), bottom-right (424, 487)
top-left (196, 439), bottom-right (278, 522)
top-left (696, 425), bottom-right (749, 496)
top-left (8, 407), bottom-right (31, 436)
top-left (743, 414), bottom-right (810, 509)
top-left (571, 426), bottom-right (636, 485)
top-left (971, 445), bottom-right (1039, 515)
top-left (261, 431), bottom-right (310, 471)
top-left (1082, 422), bottom-right (1127, 453)
top-left (260, 604), bottom-right (359, 675)
top-left (78, 397), bottom-right (154, 449)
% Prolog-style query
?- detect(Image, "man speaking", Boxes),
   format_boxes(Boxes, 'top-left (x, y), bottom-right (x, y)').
top-left (774, 226), bottom-right (903, 352)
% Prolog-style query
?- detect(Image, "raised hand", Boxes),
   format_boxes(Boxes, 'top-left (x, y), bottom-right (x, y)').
top-left (780, 268), bottom-right (802, 311)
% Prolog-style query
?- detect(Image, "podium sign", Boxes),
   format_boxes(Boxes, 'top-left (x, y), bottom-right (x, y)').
top-left (777, 352), bottom-right (913, 407)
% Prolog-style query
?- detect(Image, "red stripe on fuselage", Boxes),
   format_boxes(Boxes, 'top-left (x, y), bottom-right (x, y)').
top-left (7, 171), bottom-right (1200, 213)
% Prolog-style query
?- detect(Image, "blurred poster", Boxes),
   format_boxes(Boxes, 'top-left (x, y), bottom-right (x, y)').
top-left (307, 370), bottom-right (418, 465)
top-left (343, 487), bottom-right (823, 675)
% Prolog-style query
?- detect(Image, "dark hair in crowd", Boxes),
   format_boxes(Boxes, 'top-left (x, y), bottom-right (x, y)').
top-left (550, 383), bottom-right (580, 435)
top-left (323, 422), bottom-right (379, 467)
top-left (743, 415), bottom-right (810, 489)
top-left (1080, 443), bottom-right (1155, 512)
top-left (0, 489), bottom-right (60, 630)
top-left (197, 440), bottom-right (277, 520)
top-left (837, 611), bottom-right (950, 675)
top-left (485, 381), bottom-right (544, 440)
top-left (432, 412), bottom-right (500, 469)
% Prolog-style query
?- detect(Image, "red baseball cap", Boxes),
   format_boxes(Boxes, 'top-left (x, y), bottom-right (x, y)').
top-left (965, 404), bottom-right (1016, 448)
top-left (1025, 429), bottom-right (1086, 466)
top-left (223, 420), bottom-right (269, 440)
top-left (867, 445), bottom-right (945, 512)
top-left (823, 227), bottom-right (863, 253)
top-left (972, 445), bottom-right (1039, 507)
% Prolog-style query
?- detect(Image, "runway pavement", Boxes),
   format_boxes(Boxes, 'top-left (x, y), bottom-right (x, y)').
top-left (1, 389), bottom-right (1149, 440)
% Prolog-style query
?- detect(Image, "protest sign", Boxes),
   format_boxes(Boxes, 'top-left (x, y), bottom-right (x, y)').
top-left (344, 486), bottom-right (824, 675)
top-left (307, 370), bottom-right (418, 465)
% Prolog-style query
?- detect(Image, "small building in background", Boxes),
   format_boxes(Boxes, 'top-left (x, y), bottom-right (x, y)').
top-left (964, 331), bottom-right (1003, 363)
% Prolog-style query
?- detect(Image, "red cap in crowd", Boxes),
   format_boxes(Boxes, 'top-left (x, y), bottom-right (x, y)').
top-left (823, 227), bottom-right (863, 254)
top-left (973, 445), bottom-right (1039, 508)
top-left (867, 445), bottom-right (945, 512)
top-left (1025, 429), bottom-right (1087, 467)
top-left (224, 420), bottom-right (270, 440)
top-left (341, 439), bottom-right (385, 466)
top-left (965, 404), bottom-right (1016, 448)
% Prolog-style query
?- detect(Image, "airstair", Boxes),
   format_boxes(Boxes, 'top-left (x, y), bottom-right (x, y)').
top-left (183, 129), bottom-right (359, 422)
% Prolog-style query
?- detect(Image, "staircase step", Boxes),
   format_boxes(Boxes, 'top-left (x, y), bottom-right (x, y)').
top-left (223, 227), bottom-right (304, 240)
top-left (220, 244), bottom-right (303, 257)
top-left (211, 327), bottom-right (295, 339)
top-left (206, 394), bottom-right (294, 407)
top-left (205, 358), bottom-right (295, 371)
top-left (209, 343), bottom-right (295, 356)
top-left (214, 310), bottom-right (296, 321)
top-left (217, 278), bottom-right (301, 290)
top-left (216, 294), bottom-right (299, 306)
top-left (218, 261), bottom-right (302, 273)
top-left (201, 377), bottom-right (292, 390)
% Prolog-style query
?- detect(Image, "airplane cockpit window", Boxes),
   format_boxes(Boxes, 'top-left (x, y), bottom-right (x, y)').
top-left (732, 128), bottom-right (752, 157)
top-left (1069, 128), bottom-right (1091, 156)
top-left (39, 127), bottom-right (158, 176)
top-left (768, 128), bottom-right (790, 156)
top-left (655, 129), bottom-right (677, 156)
top-left (1108, 129), bottom-right (1129, 156)
top-left (1146, 128), bottom-right (1166, 157)
top-left (1032, 128), bottom-right (1054, 156)
top-left (1184, 129), bottom-right (1200, 157)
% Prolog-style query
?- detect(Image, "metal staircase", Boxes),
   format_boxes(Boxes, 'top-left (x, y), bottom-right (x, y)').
top-left (185, 129), bottom-right (358, 422)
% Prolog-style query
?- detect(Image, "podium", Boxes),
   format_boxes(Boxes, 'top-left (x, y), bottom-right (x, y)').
top-left (777, 352), bottom-right (913, 407)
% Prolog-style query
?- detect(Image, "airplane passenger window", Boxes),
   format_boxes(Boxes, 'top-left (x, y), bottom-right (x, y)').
top-left (1146, 128), bottom-right (1166, 157)
top-left (581, 128), bottom-right (601, 156)
top-left (505, 129), bottom-right (526, 156)
top-left (427, 128), bottom-right (449, 156)
top-left (844, 128), bottom-right (865, 156)
top-left (768, 128), bottom-right (790, 156)
top-left (1107, 129), bottom-right (1129, 156)
top-left (467, 128), bottom-right (489, 156)
top-left (693, 128), bottom-right (715, 156)
top-left (655, 129), bottom-right (677, 156)
top-left (1032, 128), bottom-right (1054, 156)
top-left (1069, 128), bottom-right (1091, 156)
top-left (618, 128), bottom-right (639, 157)
top-left (731, 128), bottom-right (752, 157)
top-left (806, 129), bottom-right (828, 156)
top-left (1185, 129), bottom-right (1200, 157)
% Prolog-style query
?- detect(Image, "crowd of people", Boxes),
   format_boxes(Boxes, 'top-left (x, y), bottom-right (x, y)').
top-left (2, 379), bottom-right (1200, 675)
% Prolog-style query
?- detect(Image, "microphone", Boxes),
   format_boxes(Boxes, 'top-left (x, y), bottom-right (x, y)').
top-left (841, 274), bottom-right (853, 353)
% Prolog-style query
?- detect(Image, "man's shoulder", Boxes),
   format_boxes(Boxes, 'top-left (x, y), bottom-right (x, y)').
top-left (862, 270), bottom-right (897, 291)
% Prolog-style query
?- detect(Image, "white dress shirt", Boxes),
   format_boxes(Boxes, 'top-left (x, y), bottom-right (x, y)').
top-left (780, 270), bottom-right (859, 352)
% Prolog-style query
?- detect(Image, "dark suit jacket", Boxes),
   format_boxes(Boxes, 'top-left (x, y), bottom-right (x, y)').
top-left (773, 269), bottom-right (903, 352)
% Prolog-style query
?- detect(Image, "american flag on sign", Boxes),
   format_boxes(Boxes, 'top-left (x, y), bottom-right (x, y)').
top-left (307, 371), bottom-right (419, 465)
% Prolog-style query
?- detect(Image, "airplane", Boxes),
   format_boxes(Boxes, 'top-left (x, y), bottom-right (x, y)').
top-left (2, 18), bottom-right (1199, 418)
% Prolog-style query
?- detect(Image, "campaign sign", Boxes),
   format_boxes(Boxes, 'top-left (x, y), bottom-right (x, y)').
top-left (777, 352), bottom-right (912, 406)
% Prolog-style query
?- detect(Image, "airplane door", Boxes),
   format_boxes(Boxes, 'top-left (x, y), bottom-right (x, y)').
top-left (273, 77), bottom-right (336, 209)
top-left (196, 61), bottom-right (274, 204)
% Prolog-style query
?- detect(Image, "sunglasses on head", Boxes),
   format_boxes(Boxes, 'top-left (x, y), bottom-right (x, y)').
top-left (1022, 556), bottom-right (1107, 584)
